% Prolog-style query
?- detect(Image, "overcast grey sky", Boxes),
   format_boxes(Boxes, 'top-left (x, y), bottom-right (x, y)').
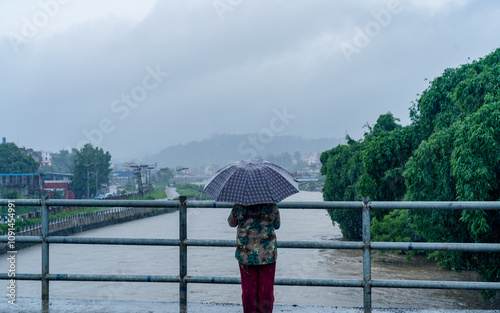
top-left (1, 0), bottom-right (499, 162)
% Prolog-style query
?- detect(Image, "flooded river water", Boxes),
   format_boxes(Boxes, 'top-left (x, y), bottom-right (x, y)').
top-left (1, 191), bottom-right (498, 309)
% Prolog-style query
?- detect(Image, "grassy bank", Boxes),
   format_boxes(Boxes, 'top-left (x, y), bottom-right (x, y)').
top-left (0, 186), bottom-right (168, 233)
top-left (173, 183), bottom-right (212, 200)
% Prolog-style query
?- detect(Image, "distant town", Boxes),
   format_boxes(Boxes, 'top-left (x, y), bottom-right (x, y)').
top-left (0, 136), bottom-right (325, 203)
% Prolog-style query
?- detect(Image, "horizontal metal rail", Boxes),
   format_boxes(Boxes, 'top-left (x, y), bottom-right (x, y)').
top-left (0, 199), bottom-right (180, 208)
top-left (186, 275), bottom-right (364, 287)
top-left (1, 198), bottom-right (499, 313)
top-left (4, 198), bottom-right (500, 210)
top-left (372, 279), bottom-right (500, 290)
top-left (0, 235), bottom-right (42, 244)
top-left (371, 242), bottom-right (500, 252)
top-left (0, 272), bottom-right (364, 288)
top-left (0, 273), bottom-right (41, 280)
top-left (187, 200), bottom-right (500, 210)
top-left (5, 271), bottom-right (499, 291)
top-left (47, 274), bottom-right (180, 283)
top-left (4, 236), bottom-right (499, 252)
top-left (185, 239), bottom-right (365, 250)
top-left (370, 201), bottom-right (500, 211)
top-left (46, 237), bottom-right (180, 246)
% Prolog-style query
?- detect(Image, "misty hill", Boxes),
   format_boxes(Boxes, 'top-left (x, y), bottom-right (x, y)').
top-left (143, 134), bottom-right (341, 169)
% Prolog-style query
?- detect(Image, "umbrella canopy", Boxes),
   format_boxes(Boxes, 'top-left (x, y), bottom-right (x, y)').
top-left (203, 159), bottom-right (299, 206)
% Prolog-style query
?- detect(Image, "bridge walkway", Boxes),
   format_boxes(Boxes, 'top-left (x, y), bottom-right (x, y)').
top-left (2, 298), bottom-right (497, 313)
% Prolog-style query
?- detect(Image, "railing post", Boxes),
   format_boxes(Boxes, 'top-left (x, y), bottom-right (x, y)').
top-left (362, 196), bottom-right (372, 313)
top-left (179, 196), bottom-right (187, 313)
top-left (41, 196), bottom-right (49, 311)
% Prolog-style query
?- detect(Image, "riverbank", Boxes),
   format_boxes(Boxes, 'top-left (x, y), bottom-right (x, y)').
top-left (0, 205), bottom-right (176, 255)
top-left (1, 187), bottom-right (175, 254)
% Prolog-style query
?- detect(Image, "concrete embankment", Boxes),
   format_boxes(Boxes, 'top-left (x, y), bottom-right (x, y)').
top-left (0, 205), bottom-right (176, 254)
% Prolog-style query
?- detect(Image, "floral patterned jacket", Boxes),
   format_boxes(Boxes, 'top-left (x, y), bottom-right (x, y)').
top-left (228, 203), bottom-right (280, 266)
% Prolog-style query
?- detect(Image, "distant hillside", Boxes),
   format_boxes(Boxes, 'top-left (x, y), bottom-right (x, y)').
top-left (143, 134), bottom-right (341, 169)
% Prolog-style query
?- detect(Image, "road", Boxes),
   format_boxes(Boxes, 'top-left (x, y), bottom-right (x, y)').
top-left (165, 186), bottom-right (180, 199)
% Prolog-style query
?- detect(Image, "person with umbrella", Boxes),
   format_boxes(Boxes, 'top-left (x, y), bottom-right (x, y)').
top-left (203, 159), bottom-right (299, 313)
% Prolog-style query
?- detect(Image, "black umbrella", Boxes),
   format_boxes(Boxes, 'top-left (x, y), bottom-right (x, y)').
top-left (203, 159), bottom-right (299, 206)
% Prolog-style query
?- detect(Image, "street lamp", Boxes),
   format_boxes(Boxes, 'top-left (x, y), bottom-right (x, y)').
top-left (177, 167), bottom-right (188, 185)
top-left (84, 163), bottom-right (103, 199)
top-left (84, 164), bottom-right (90, 199)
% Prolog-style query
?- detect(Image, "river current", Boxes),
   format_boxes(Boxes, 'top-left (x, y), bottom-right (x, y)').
top-left (1, 191), bottom-right (498, 309)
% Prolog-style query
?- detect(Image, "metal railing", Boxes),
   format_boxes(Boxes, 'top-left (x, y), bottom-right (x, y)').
top-left (1, 196), bottom-right (500, 313)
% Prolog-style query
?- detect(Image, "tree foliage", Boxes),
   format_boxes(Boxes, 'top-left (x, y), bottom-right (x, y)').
top-left (321, 48), bottom-right (500, 294)
top-left (320, 136), bottom-right (364, 239)
top-left (261, 151), bottom-right (307, 172)
top-left (154, 167), bottom-right (174, 186)
top-left (359, 123), bottom-right (420, 202)
top-left (404, 54), bottom-right (500, 290)
top-left (321, 112), bottom-right (413, 239)
top-left (71, 144), bottom-right (112, 199)
top-left (43, 149), bottom-right (76, 173)
top-left (0, 143), bottom-right (39, 174)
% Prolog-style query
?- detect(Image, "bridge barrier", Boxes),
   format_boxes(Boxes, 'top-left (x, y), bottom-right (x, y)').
top-left (0, 197), bottom-right (499, 313)
top-left (0, 205), bottom-right (174, 254)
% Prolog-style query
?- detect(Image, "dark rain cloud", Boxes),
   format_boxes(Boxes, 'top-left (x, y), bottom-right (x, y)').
top-left (1, 0), bottom-right (499, 161)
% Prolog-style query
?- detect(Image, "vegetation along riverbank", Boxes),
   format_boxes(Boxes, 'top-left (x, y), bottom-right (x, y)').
top-left (320, 48), bottom-right (500, 299)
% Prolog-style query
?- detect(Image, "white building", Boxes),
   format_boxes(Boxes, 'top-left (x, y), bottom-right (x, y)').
top-left (303, 151), bottom-right (319, 166)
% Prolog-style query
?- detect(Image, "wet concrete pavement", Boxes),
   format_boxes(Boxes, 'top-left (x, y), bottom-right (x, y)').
top-left (2, 298), bottom-right (499, 313)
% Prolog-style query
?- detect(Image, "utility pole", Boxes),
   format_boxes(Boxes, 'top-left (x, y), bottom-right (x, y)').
top-left (129, 165), bottom-right (144, 197)
top-left (125, 163), bottom-right (156, 197)
top-left (147, 165), bottom-right (155, 190)
top-left (84, 163), bottom-right (103, 199)
top-left (84, 164), bottom-right (91, 199)
top-left (95, 165), bottom-right (99, 197)
top-left (177, 167), bottom-right (188, 185)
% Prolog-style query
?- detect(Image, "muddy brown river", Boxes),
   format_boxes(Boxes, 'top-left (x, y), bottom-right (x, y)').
top-left (1, 191), bottom-right (499, 309)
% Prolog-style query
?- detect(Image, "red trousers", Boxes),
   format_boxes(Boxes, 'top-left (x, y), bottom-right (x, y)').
top-left (238, 262), bottom-right (276, 313)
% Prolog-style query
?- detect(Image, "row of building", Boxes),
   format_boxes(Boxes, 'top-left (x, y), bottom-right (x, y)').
top-left (1, 138), bottom-right (73, 199)
top-left (0, 172), bottom-right (75, 199)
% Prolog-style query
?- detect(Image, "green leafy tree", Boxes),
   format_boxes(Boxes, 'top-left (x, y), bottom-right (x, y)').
top-left (155, 167), bottom-right (174, 186)
top-left (321, 113), bottom-right (415, 239)
top-left (404, 126), bottom-right (458, 202)
top-left (321, 48), bottom-right (500, 297)
top-left (451, 102), bottom-right (500, 290)
top-left (320, 136), bottom-right (364, 239)
top-left (292, 151), bottom-right (308, 172)
top-left (362, 112), bottom-right (402, 142)
top-left (1, 189), bottom-right (20, 199)
top-left (44, 149), bottom-right (76, 173)
top-left (265, 152), bottom-right (295, 172)
top-left (71, 144), bottom-right (112, 199)
top-left (359, 122), bottom-right (420, 203)
top-left (0, 143), bottom-right (39, 173)
top-left (403, 50), bottom-right (500, 296)
top-left (410, 48), bottom-right (500, 138)
top-left (370, 209), bottom-right (422, 257)
top-left (403, 124), bottom-right (470, 270)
